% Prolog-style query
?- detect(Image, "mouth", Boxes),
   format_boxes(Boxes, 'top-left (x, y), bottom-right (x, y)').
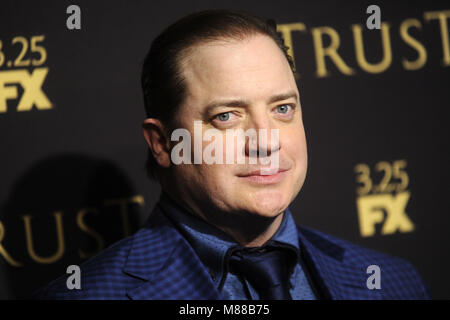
top-left (236, 168), bottom-right (289, 185)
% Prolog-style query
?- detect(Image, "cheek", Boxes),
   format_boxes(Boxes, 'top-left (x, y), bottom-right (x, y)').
top-left (283, 124), bottom-right (307, 158)
top-left (282, 126), bottom-right (308, 187)
top-left (172, 164), bottom-right (222, 200)
top-left (193, 163), bottom-right (233, 189)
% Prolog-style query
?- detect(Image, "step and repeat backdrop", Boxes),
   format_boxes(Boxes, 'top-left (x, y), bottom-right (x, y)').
top-left (0, 0), bottom-right (449, 299)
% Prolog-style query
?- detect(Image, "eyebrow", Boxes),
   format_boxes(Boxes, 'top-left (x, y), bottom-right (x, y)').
top-left (203, 91), bottom-right (299, 115)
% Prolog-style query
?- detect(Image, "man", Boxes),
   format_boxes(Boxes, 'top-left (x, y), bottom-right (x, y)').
top-left (36, 9), bottom-right (429, 300)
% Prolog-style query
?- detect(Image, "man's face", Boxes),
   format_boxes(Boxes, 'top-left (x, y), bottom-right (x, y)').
top-left (167, 34), bottom-right (307, 219)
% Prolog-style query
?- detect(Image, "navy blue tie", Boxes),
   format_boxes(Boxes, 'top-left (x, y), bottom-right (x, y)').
top-left (227, 241), bottom-right (297, 300)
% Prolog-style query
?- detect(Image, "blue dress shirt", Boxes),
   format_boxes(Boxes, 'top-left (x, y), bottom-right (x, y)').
top-left (158, 192), bottom-right (317, 300)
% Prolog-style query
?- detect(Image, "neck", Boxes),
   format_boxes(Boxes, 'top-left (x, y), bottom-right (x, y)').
top-left (161, 191), bottom-right (285, 247)
top-left (219, 212), bottom-right (284, 247)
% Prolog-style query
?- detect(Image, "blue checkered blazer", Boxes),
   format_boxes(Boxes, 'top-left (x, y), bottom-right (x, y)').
top-left (35, 203), bottom-right (430, 300)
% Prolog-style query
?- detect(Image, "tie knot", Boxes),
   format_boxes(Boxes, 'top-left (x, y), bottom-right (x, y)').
top-left (227, 241), bottom-right (298, 300)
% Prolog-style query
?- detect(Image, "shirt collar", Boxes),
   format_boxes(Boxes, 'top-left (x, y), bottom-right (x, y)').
top-left (157, 192), bottom-right (300, 287)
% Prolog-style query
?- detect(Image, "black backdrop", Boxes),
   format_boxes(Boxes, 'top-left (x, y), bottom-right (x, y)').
top-left (0, 0), bottom-right (449, 299)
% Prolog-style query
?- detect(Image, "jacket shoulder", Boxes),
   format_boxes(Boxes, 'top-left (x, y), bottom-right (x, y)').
top-left (298, 225), bottom-right (430, 299)
top-left (34, 232), bottom-right (138, 300)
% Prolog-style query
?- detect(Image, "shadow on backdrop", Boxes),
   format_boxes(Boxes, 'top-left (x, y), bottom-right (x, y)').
top-left (0, 154), bottom-right (143, 299)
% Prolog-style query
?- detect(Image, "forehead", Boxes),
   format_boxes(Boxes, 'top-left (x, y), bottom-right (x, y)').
top-left (180, 34), bottom-right (298, 109)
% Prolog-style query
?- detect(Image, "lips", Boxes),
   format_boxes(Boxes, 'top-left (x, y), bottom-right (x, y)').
top-left (237, 168), bottom-right (289, 184)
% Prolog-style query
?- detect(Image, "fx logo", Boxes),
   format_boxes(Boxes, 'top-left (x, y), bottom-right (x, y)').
top-left (0, 67), bottom-right (52, 113)
top-left (356, 191), bottom-right (415, 237)
top-left (66, 265), bottom-right (81, 290)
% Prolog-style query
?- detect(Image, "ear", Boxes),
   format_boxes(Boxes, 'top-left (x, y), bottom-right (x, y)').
top-left (142, 118), bottom-right (171, 168)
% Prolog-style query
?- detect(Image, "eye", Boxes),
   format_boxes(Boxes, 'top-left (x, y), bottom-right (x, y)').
top-left (276, 104), bottom-right (292, 114)
top-left (215, 112), bottom-right (231, 122)
top-left (210, 111), bottom-right (239, 127)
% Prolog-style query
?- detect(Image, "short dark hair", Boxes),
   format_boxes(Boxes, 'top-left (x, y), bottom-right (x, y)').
top-left (141, 9), bottom-right (297, 180)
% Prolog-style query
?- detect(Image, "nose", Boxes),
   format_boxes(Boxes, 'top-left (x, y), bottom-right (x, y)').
top-left (244, 110), bottom-right (280, 159)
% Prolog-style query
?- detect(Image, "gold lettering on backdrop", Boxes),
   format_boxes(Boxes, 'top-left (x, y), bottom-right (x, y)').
top-left (0, 35), bottom-right (51, 113)
top-left (23, 211), bottom-right (65, 264)
top-left (0, 194), bottom-right (144, 267)
top-left (352, 23), bottom-right (393, 73)
top-left (0, 220), bottom-right (23, 267)
top-left (355, 163), bottom-right (372, 195)
top-left (276, 9), bottom-right (449, 77)
top-left (356, 192), bottom-right (414, 237)
top-left (354, 160), bottom-right (414, 237)
top-left (103, 195), bottom-right (144, 237)
top-left (424, 10), bottom-right (450, 66)
top-left (76, 208), bottom-right (105, 259)
top-left (400, 19), bottom-right (428, 70)
top-left (0, 67), bottom-right (52, 112)
top-left (276, 23), bottom-right (307, 65)
top-left (311, 26), bottom-right (355, 77)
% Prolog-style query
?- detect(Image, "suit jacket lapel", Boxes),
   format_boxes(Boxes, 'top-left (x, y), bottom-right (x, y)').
top-left (123, 205), bottom-right (221, 300)
top-left (297, 226), bottom-right (384, 300)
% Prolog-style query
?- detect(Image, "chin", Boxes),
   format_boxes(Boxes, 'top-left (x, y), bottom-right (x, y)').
top-left (243, 189), bottom-right (290, 218)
